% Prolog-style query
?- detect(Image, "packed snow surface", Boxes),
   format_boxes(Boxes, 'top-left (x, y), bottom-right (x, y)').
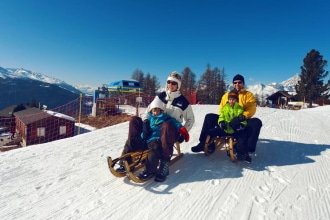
top-left (1, 105), bottom-right (330, 220)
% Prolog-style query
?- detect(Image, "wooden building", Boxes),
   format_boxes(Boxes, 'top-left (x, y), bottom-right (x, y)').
top-left (267, 91), bottom-right (296, 108)
top-left (14, 108), bottom-right (75, 146)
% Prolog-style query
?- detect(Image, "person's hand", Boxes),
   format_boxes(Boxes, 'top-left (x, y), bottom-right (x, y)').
top-left (235, 124), bottom-right (246, 131)
top-left (218, 121), bottom-right (226, 130)
top-left (229, 119), bottom-right (245, 131)
top-left (237, 115), bottom-right (245, 122)
top-left (229, 119), bottom-right (239, 130)
top-left (142, 120), bottom-right (151, 141)
top-left (179, 127), bottom-right (190, 142)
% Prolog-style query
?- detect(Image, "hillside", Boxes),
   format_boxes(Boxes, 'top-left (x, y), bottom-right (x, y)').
top-left (0, 78), bottom-right (80, 110)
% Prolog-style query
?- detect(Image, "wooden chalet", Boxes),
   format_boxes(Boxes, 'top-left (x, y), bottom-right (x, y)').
top-left (267, 91), bottom-right (296, 108)
top-left (14, 108), bottom-right (75, 146)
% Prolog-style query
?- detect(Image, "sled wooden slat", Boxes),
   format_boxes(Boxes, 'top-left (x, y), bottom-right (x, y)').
top-left (108, 142), bottom-right (183, 183)
top-left (107, 157), bottom-right (126, 177)
top-left (204, 135), bottom-right (237, 162)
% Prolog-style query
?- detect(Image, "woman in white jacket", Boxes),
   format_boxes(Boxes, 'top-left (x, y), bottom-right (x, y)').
top-left (116, 71), bottom-right (195, 178)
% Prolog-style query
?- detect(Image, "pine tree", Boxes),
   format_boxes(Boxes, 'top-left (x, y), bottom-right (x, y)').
top-left (295, 49), bottom-right (329, 108)
top-left (131, 68), bottom-right (144, 85)
top-left (197, 64), bottom-right (226, 104)
top-left (131, 69), bottom-right (160, 96)
top-left (151, 75), bottom-right (160, 95)
top-left (181, 67), bottom-right (196, 101)
top-left (143, 73), bottom-right (159, 96)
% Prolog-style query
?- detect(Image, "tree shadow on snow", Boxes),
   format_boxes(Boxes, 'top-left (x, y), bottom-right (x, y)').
top-left (143, 139), bottom-right (330, 194)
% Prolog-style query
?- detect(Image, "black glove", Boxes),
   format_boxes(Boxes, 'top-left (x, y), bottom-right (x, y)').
top-left (142, 120), bottom-right (151, 141)
top-left (229, 117), bottom-right (240, 130)
top-left (237, 115), bottom-right (245, 122)
top-left (229, 117), bottom-right (245, 131)
top-left (218, 121), bottom-right (226, 130)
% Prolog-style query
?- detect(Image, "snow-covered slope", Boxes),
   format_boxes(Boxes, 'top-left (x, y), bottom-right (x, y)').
top-left (1, 105), bottom-right (330, 219)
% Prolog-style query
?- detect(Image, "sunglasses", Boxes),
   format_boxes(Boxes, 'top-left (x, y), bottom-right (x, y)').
top-left (233, 81), bottom-right (243, 84)
top-left (167, 81), bottom-right (178, 85)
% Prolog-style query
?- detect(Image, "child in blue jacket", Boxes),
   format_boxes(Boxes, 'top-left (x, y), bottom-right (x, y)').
top-left (139, 98), bottom-right (189, 182)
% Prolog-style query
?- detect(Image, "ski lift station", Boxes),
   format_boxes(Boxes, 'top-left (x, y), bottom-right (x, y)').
top-left (93, 79), bottom-right (143, 102)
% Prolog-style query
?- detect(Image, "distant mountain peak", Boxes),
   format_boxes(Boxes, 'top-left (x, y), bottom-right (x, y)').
top-left (0, 66), bottom-right (82, 94)
top-left (280, 73), bottom-right (300, 87)
top-left (246, 73), bottom-right (300, 104)
top-left (6, 68), bottom-right (65, 85)
top-left (1, 65), bottom-right (302, 102)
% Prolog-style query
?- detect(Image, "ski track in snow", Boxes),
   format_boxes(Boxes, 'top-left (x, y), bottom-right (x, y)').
top-left (1, 105), bottom-right (330, 219)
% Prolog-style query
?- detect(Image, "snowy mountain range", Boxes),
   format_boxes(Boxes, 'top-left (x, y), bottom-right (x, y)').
top-left (246, 74), bottom-right (300, 103)
top-left (0, 67), bottom-right (82, 94)
top-left (0, 66), bottom-right (300, 99)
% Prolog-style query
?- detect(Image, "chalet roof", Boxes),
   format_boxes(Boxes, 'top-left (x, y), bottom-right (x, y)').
top-left (13, 108), bottom-right (76, 124)
top-left (267, 91), bottom-right (295, 100)
top-left (14, 108), bottom-right (51, 124)
top-left (0, 105), bottom-right (16, 118)
top-left (46, 110), bottom-right (75, 122)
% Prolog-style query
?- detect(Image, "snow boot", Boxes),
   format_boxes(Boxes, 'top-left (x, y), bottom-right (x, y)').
top-left (191, 143), bottom-right (204, 152)
top-left (154, 160), bottom-right (169, 182)
top-left (236, 153), bottom-right (252, 164)
top-left (138, 169), bottom-right (153, 180)
top-left (244, 154), bottom-right (252, 164)
top-left (207, 142), bottom-right (215, 154)
top-left (115, 164), bottom-right (126, 174)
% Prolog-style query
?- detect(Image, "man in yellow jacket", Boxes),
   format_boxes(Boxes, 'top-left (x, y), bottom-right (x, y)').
top-left (191, 74), bottom-right (262, 163)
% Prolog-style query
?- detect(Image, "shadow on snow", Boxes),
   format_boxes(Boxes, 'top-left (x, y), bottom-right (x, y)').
top-left (134, 139), bottom-right (330, 194)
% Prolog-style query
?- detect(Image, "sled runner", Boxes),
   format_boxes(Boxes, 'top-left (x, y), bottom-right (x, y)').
top-left (107, 142), bottom-right (183, 183)
top-left (203, 135), bottom-right (237, 162)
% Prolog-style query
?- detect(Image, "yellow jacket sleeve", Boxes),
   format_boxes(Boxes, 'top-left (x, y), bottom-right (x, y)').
top-left (218, 89), bottom-right (257, 119)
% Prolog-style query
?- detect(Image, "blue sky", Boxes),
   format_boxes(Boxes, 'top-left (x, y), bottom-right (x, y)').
top-left (1, 0), bottom-right (330, 87)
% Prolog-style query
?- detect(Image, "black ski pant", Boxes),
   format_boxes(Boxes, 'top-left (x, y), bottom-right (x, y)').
top-left (245, 117), bottom-right (262, 152)
top-left (121, 116), bottom-right (146, 156)
top-left (145, 139), bottom-right (162, 174)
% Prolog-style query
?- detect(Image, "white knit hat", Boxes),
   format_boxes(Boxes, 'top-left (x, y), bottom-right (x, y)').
top-left (149, 98), bottom-right (165, 111)
top-left (167, 71), bottom-right (182, 90)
